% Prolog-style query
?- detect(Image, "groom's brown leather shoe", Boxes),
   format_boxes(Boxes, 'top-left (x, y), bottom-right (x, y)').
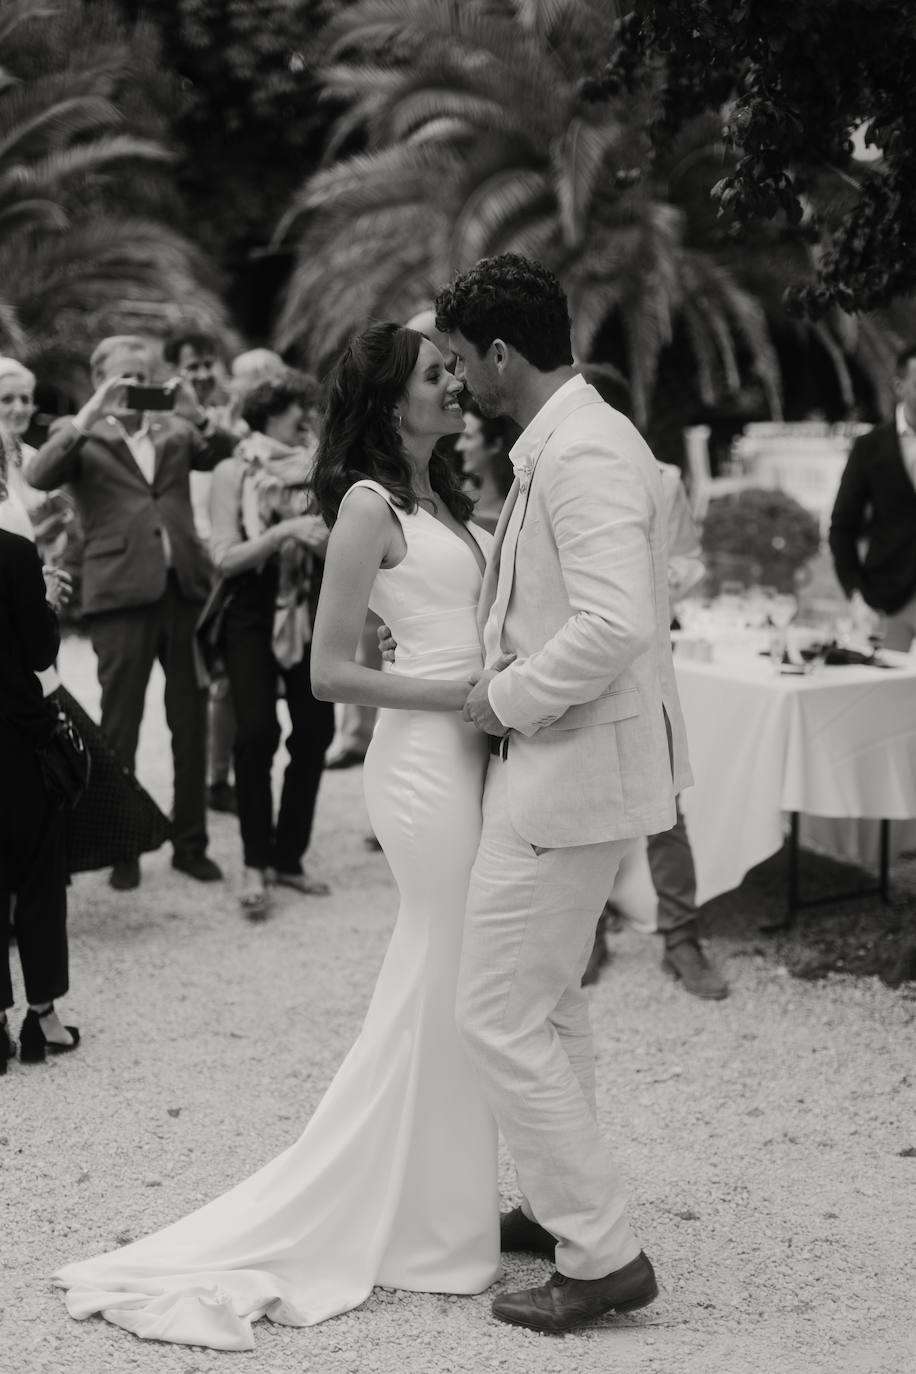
top-left (491, 1252), bottom-right (658, 1333)
top-left (499, 1206), bottom-right (556, 1256)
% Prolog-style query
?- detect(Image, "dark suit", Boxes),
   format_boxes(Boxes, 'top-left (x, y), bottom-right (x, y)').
top-left (829, 420), bottom-right (916, 615)
top-left (28, 415), bottom-right (234, 860)
top-left (0, 530), bottom-right (69, 1009)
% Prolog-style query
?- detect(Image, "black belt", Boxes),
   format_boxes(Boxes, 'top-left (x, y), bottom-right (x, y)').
top-left (488, 734), bottom-right (509, 760)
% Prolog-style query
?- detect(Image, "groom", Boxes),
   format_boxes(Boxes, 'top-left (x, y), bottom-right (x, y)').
top-left (435, 254), bottom-right (692, 1334)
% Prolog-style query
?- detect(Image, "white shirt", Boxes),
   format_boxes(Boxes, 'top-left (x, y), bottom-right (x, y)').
top-left (107, 416), bottom-right (172, 564)
top-left (482, 375), bottom-right (587, 721)
top-left (896, 404), bottom-right (916, 491)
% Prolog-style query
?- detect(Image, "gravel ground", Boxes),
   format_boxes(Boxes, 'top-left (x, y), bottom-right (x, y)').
top-left (2, 636), bottom-right (914, 1374)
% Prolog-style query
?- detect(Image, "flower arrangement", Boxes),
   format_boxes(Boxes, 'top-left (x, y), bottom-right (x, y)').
top-left (700, 487), bottom-right (821, 591)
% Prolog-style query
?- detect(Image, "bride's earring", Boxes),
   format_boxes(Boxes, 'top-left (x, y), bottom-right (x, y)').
top-left (393, 411), bottom-right (402, 432)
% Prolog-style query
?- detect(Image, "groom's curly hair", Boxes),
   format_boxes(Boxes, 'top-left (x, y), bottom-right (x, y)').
top-left (312, 322), bottom-right (472, 526)
top-left (435, 254), bottom-right (573, 373)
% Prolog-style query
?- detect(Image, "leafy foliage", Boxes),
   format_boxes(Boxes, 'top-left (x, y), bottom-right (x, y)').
top-left (275, 0), bottom-right (905, 431)
top-left (600, 1), bottom-right (916, 317)
top-left (0, 0), bottom-right (231, 396)
top-left (110, 0), bottom-right (337, 332)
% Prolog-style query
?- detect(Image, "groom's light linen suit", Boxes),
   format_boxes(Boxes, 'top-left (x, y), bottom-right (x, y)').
top-left (457, 375), bottom-right (691, 1279)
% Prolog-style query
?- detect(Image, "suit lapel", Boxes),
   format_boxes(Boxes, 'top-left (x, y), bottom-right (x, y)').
top-left (477, 480), bottom-right (517, 638)
top-left (96, 422), bottom-right (148, 488)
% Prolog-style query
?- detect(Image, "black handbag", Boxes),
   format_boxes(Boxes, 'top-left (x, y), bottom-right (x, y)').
top-left (35, 693), bottom-right (91, 809)
top-left (194, 577), bottom-right (235, 687)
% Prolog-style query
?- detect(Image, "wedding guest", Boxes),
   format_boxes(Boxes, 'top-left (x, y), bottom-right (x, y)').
top-left (229, 348), bottom-right (289, 409)
top-left (0, 358), bottom-right (74, 563)
top-left (165, 326), bottom-right (239, 815)
top-left (455, 398), bottom-right (517, 534)
top-left (27, 334), bottom-right (234, 890)
top-left (644, 463), bottom-right (728, 998)
top-left (580, 369), bottom-right (728, 999)
top-left (829, 344), bottom-right (914, 649)
top-left (0, 529), bottom-right (78, 1071)
top-left (163, 327), bottom-right (231, 413)
top-left (1, 416), bottom-right (171, 880)
top-left (208, 370), bottom-right (333, 917)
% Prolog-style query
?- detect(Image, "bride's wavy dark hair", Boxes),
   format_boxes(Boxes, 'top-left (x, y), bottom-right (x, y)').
top-left (312, 321), bottom-right (473, 527)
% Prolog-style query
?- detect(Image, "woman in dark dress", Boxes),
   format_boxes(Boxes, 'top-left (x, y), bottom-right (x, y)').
top-left (0, 529), bottom-right (78, 1069)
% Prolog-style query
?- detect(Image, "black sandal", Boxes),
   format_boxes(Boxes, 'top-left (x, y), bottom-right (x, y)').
top-left (19, 1005), bottom-right (80, 1064)
top-left (0, 1019), bottom-right (14, 1075)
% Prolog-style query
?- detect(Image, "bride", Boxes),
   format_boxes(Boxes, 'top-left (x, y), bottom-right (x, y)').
top-left (53, 322), bottom-right (503, 1350)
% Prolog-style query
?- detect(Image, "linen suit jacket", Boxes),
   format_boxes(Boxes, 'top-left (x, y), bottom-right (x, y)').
top-left (27, 415), bottom-right (234, 617)
top-left (828, 420), bottom-right (916, 614)
top-left (478, 379), bottom-right (691, 849)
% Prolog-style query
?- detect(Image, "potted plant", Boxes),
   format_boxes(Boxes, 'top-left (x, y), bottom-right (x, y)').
top-left (700, 487), bottom-right (822, 593)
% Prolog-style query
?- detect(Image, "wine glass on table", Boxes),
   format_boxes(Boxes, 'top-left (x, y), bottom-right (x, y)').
top-left (768, 592), bottom-right (798, 668)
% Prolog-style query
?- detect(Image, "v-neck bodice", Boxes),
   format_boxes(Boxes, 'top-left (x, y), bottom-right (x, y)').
top-left (340, 479), bottom-right (492, 680)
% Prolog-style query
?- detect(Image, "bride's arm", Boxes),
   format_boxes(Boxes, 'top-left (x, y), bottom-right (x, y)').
top-left (311, 488), bottom-right (469, 713)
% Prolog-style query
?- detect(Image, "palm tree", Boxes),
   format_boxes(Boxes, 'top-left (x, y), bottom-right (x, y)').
top-left (276, 0), bottom-right (909, 426)
top-left (0, 0), bottom-right (231, 395)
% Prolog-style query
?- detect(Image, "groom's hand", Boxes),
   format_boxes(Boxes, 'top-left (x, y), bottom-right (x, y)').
top-left (463, 670), bottom-right (507, 734)
top-left (376, 623), bottom-right (397, 663)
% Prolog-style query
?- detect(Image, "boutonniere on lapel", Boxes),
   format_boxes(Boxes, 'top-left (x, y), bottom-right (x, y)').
top-left (513, 458), bottom-right (534, 493)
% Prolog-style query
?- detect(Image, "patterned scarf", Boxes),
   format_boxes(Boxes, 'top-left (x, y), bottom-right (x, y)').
top-left (235, 432), bottom-right (318, 667)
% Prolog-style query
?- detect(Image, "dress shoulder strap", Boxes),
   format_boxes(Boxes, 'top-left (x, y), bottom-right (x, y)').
top-left (341, 478), bottom-right (398, 510)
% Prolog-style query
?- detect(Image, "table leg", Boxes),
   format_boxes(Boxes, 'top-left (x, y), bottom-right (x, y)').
top-left (880, 818), bottom-right (890, 903)
top-left (771, 814), bottom-right (893, 929)
top-left (787, 811), bottom-right (800, 925)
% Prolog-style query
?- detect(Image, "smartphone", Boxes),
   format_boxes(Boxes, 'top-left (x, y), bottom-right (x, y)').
top-left (124, 383), bottom-right (175, 411)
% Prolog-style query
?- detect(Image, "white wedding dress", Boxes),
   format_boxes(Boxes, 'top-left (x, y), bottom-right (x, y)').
top-left (54, 480), bottom-right (500, 1350)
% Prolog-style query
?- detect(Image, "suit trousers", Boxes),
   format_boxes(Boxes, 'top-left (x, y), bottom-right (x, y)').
top-left (87, 574), bottom-right (208, 860)
top-left (647, 797), bottom-right (697, 937)
top-left (457, 761), bottom-right (641, 1280)
top-left (222, 615), bottom-right (334, 873)
top-left (0, 722), bottom-right (69, 1010)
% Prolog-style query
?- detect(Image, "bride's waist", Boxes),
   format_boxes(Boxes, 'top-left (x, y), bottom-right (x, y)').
top-left (382, 641), bottom-right (482, 680)
top-left (371, 604), bottom-right (482, 678)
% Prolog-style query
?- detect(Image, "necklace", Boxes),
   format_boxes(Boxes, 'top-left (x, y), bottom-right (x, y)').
top-left (417, 494), bottom-right (439, 516)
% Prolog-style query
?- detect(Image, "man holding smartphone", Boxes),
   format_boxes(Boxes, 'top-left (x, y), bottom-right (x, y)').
top-left (28, 334), bottom-right (235, 890)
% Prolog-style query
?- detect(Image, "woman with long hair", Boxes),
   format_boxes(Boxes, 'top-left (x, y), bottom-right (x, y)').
top-left (54, 322), bottom-right (501, 1349)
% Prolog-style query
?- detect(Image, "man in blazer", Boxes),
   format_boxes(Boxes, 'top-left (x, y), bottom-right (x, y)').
top-left (436, 255), bottom-right (691, 1334)
top-left (829, 343), bottom-right (916, 649)
top-left (28, 335), bottom-right (234, 889)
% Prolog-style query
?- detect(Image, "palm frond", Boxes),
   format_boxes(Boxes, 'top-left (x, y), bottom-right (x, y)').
top-left (451, 166), bottom-right (550, 266)
top-left (0, 0), bottom-right (59, 48)
top-left (553, 117), bottom-right (631, 247)
top-left (0, 292), bottom-right (26, 355)
top-left (0, 197), bottom-right (68, 233)
top-left (0, 136), bottom-right (172, 198)
top-left (0, 94), bottom-right (121, 162)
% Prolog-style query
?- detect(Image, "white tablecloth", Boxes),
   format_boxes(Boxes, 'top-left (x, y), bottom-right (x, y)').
top-left (675, 648), bottom-right (916, 904)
